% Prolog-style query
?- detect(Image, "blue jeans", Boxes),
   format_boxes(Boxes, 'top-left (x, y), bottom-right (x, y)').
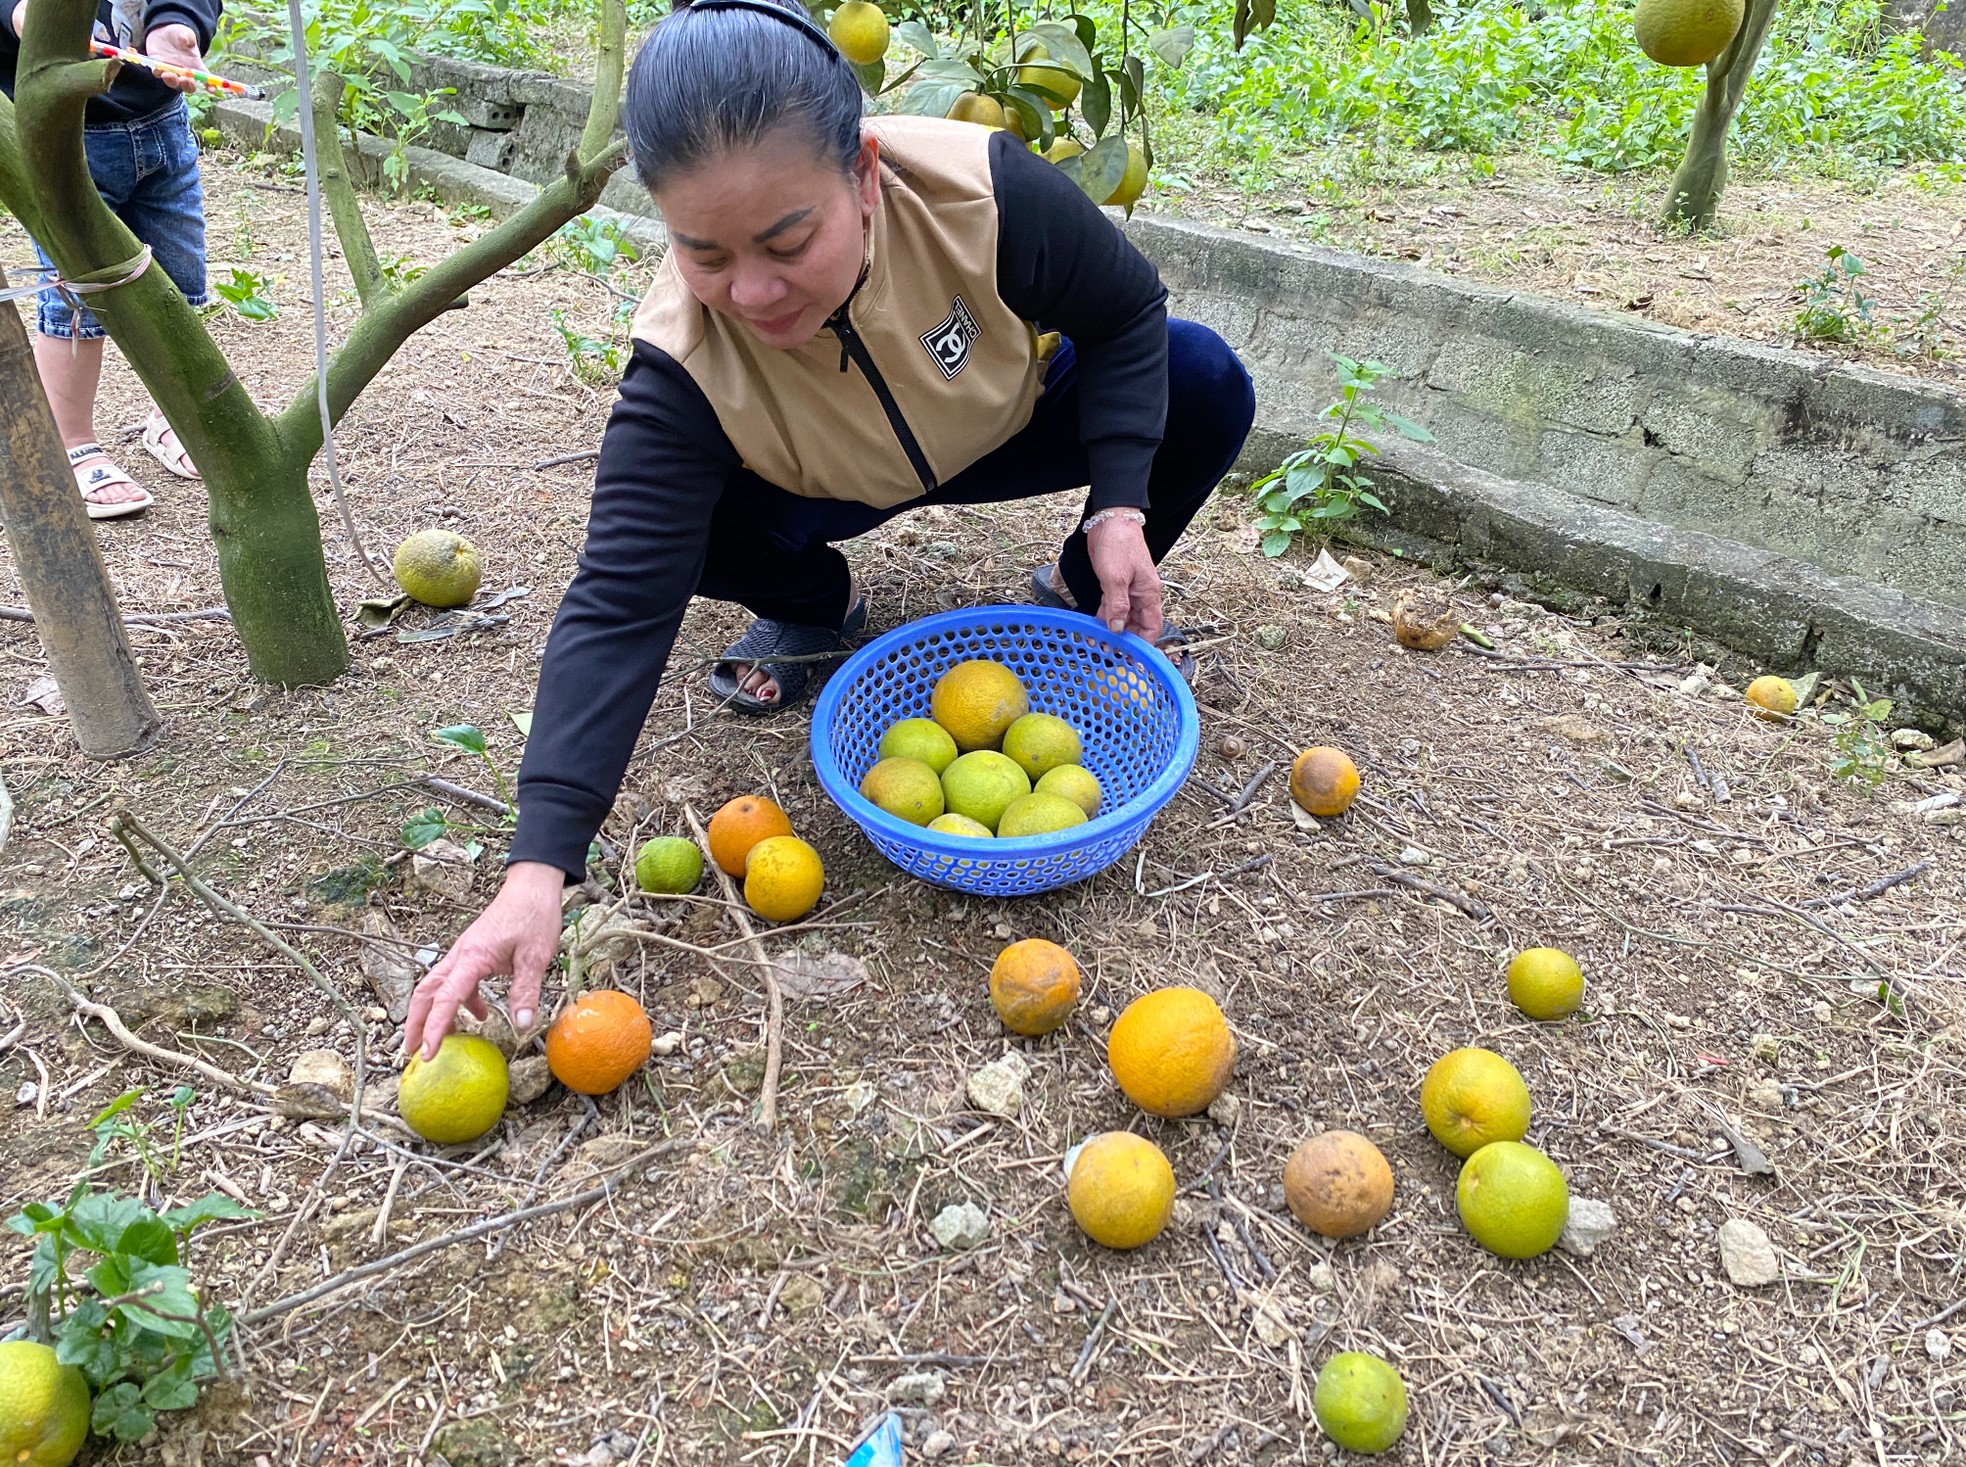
top-left (34, 98), bottom-right (208, 339)
top-left (696, 318), bottom-right (1257, 627)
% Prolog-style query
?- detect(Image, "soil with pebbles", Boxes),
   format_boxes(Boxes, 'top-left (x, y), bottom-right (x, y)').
top-left (1, 150), bottom-right (1963, 1466)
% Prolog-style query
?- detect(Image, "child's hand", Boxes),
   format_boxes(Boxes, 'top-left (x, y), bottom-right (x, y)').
top-left (142, 23), bottom-right (205, 91)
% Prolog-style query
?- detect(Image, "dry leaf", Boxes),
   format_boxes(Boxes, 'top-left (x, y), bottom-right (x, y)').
top-left (772, 950), bottom-right (869, 1002)
top-left (20, 675), bottom-right (63, 716)
top-left (359, 909), bottom-right (419, 1021)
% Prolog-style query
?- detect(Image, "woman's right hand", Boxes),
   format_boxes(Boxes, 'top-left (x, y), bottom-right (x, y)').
top-left (403, 861), bottom-right (566, 1061)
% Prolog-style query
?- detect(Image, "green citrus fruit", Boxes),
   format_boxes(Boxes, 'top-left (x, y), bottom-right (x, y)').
top-left (860, 756), bottom-right (946, 826)
top-left (1042, 137), bottom-right (1084, 164)
top-left (398, 1033), bottom-right (508, 1145)
top-left (946, 92), bottom-right (1007, 129)
top-left (940, 750), bottom-right (1031, 832)
top-left (827, 0), bottom-right (890, 65)
top-left (1001, 712), bottom-right (1083, 781)
top-left (1506, 947), bottom-right (1584, 1020)
top-left (1016, 42), bottom-right (1081, 108)
top-left (1456, 1140), bottom-right (1569, 1258)
top-left (1634, 0), bottom-right (1743, 68)
top-left (634, 836), bottom-right (702, 895)
top-left (927, 813), bottom-right (994, 838)
top-left (1313, 1351), bottom-right (1408, 1454)
top-left (0, 1340), bottom-right (90, 1467)
top-left (996, 791), bottom-right (1089, 838)
top-left (393, 528), bottom-right (482, 607)
top-left (1035, 764), bottom-right (1102, 817)
top-left (878, 717), bottom-right (959, 774)
top-left (1419, 1047), bottom-right (1531, 1158)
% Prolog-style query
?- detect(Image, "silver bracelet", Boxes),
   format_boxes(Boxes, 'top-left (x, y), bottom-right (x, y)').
top-left (1081, 507), bottom-right (1147, 533)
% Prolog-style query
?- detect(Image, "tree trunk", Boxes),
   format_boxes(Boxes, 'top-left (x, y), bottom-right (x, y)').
top-left (1660, 0), bottom-right (1782, 232)
top-left (205, 452), bottom-right (351, 687)
top-left (0, 267), bottom-right (161, 756)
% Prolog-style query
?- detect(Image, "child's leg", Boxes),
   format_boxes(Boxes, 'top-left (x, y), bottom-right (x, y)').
top-left (120, 99), bottom-right (210, 479)
top-left (31, 333), bottom-right (108, 450)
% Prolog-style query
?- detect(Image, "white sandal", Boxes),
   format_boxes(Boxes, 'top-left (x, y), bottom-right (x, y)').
top-left (140, 411), bottom-right (200, 480)
top-left (69, 443), bottom-right (155, 520)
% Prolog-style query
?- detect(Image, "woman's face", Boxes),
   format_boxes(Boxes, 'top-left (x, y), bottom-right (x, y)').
top-left (655, 128), bottom-right (880, 350)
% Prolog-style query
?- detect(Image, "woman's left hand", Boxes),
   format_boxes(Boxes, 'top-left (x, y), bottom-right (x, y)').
top-left (1085, 515), bottom-right (1163, 644)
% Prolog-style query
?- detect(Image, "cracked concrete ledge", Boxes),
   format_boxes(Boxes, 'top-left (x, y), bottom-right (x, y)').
top-left (209, 101), bottom-right (1963, 728)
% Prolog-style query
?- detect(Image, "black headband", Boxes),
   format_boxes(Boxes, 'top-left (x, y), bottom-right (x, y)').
top-left (677, 0), bottom-right (842, 58)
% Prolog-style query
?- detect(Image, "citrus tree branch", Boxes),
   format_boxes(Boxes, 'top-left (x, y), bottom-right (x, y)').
top-left (310, 70), bottom-right (386, 307)
top-left (580, 0), bottom-right (628, 163)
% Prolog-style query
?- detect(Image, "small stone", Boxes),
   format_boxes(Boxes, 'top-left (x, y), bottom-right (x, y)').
top-left (1892, 728), bottom-right (1937, 753)
top-left (1558, 1197), bottom-right (1617, 1259)
top-left (844, 1080), bottom-right (879, 1114)
top-left (409, 839), bottom-right (476, 904)
top-left (889, 1371), bottom-right (946, 1406)
top-left (462, 1004), bottom-right (521, 1056)
top-left (930, 1201), bottom-right (990, 1251)
top-left (507, 1054), bottom-right (554, 1105)
top-left (1250, 1297), bottom-right (1292, 1347)
top-left (570, 905), bottom-right (639, 968)
top-left (1750, 1033), bottom-right (1781, 1064)
top-left (1745, 1080), bottom-right (1785, 1114)
top-left (1672, 789), bottom-right (1703, 811)
top-left (966, 1051), bottom-right (1031, 1118)
top-left (1398, 846), bottom-right (1431, 866)
top-left (1811, 1001), bottom-right (1834, 1025)
top-left (1305, 1262), bottom-right (1336, 1293)
top-left (686, 976), bottom-right (726, 1008)
top-left (1206, 1092), bottom-right (1241, 1125)
top-left (779, 1273), bottom-right (826, 1318)
top-left (287, 1049), bottom-right (352, 1101)
top-left (1926, 1329), bottom-right (1952, 1362)
top-left (1256, 624), bottom-right (1287, 650)
top-left (921, 1429), bottom-right (958, 1460)
top-left (1341, 555), bottom-right (1373, 586)
top-left (16, 1080), bottom-right (38, 1107)
top-left (305, 1015), bottom-right (331, 1037)
top-left (1717, 1218), bottom-right (1781, 1287)
top-left (650, 1030), bottom-right (683, 1057)
top-left (1679, 671), bottom-right (1711, 698)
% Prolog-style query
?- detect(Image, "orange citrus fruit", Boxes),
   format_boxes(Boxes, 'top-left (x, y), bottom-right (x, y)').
top-left (545, 988), bottom-right (653, 1095)
top-left (1313, 1352), bottom-right (1408, 1454)
top-left (1107, 986), bottom-right (1236, 1118)
top-left (1067, 1131), bottom-right (1175, 1249)
top-left (398, 1034), bottom-right (508, 1144)
top-left (989, 938), bottom-right (1081, 1036)
top-left (1745, 675), bottom-right (1797, 720)
top-left (1419, 1047), bottom-right (1531, 1158)
top-left (1290, 746), bottom-right (1360, 817)
top-left (1506, 947), bottom-right (1584, 1020)
top-left (0, 1339), bottom-right (90, 1467)
top-left (1284, 1130), bottom-right (1395, 1239)
top-left (707, 794), bottom-right (794, 877)
top-left (859, 756), bottom-right (945, 826)
top-left (931, 659), bottom-right (1029, 752)
top-left (743, 834), bottom-right (824, 922)
top-left (1456, 1140), bottom-right (1569, 1258)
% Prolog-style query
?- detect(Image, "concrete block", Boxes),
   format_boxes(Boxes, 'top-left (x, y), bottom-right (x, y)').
top-left (1638, 387), bottom-right (1764, 483)
top-left (457, 98), bottom-right (524, 132)
top-left (465, 128), bottom-right (519, 172)
top-left (1537, 427), bottom-right (1650, 510)
top-left (1886, 453), bottom-right (1966, 527)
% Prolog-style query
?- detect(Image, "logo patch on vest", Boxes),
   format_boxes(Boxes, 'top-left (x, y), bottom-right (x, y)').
top-left (921, 296), bottom-right (980, 380)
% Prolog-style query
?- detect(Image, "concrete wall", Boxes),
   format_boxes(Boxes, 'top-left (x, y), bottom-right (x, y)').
top-left (1130, 218), bottom-right (1966, 616)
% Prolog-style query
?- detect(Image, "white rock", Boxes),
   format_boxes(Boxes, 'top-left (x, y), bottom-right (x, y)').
top-left (889, 1371), bottom-right (945, 1406)
top-left (287, 1048), bottom-right (352, 1101)
top-left (1206, 1092), bottom-right (1241, 1125)
top-left (1305, 1262), bottom-right (1336, 1293)
top-left (1926, 1329), bottom-right (1951, 1362)
top-left (1558, 1197), bottom-right (1617, 1259)
top-left (966, 1051), bottom-right (1031, 1118)
top-left (930, 1201), bottom-right (989, 1251)
top-left (1717, 1218), bottom-right (1781, 1287)
top-left (409, 838), bottom-right (476, 903)
top-left (650, 1030), bottom-right (683, 1056)
top-left (921, 1430), bottom-right (958, 1460)
top-left (507, 1055), bottom-right (554, 1105)
top-left (1398, 846), bottom-right (1432, 866)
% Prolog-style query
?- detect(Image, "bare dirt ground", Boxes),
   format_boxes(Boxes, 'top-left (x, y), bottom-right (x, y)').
top-left (2, 153), bottom-right (1965, 1467)
top-left (1146, 136), bottom-right (1966, 388)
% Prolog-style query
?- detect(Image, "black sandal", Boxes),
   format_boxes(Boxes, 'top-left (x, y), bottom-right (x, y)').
top-left (708, 596), bottom-right (867, 715)
top-left (1029, 562), bottom-right (1197, 686)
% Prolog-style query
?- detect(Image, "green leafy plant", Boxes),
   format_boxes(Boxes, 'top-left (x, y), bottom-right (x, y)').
top-left (432, 723), bottom-right (516, 816)
top-left (212, 267), bottom-right (277, 322)
top-left (552, 215), bottom-right (640, 276)
top-left (1247, 353), bottom-right (1430, 556)
top-left (380, 89), bottom-right (471, 193)
top-left (6, 1182), bottom-right (257, 1443)
top-left (400, 806), bottom-right (451, 849)
top-left (84, 1088), bottom-right (197, 1187)
top-left (1794, 245), bottom-right (1875, 342)
top-left (1821, 679), bottom-right (1895, 784)
top-left (550, 307), bottom-right (625, 385)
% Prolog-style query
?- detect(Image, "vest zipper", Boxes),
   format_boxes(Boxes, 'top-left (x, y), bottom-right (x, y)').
top-left (827, 307), bottom-right (938, 495)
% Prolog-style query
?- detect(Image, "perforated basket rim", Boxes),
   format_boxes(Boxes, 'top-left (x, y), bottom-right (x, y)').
top-left (810, 604), bottom-right (1200, 867)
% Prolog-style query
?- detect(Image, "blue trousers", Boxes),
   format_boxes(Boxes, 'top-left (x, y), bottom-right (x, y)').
top-left (696, 317), bottom-right (1256, 627)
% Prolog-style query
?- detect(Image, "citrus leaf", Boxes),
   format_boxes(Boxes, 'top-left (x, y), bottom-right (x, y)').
top-left (116, 1216), bottom-right (180, 1267)
top-left (1079, 65), bottom-right (1111, 136)
top-left (1024, 21), bottom-right (1092, 78)
top-left (159, 1195), bottom-right (259, 1236)
top-left (1147, 25), bottom-right (1195, 68)
top-left (899, 79), bottom-right (969, 117)
top-left (1074, 135), bottom-right (1129, 204)
top-left (891, 20), bottom-right (939, 58)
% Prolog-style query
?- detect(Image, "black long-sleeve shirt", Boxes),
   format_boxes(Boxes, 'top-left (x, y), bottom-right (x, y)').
top-left (512, 131), bottom-right (1169, 878)
top-left (2, 0), bottom-right (222, 125)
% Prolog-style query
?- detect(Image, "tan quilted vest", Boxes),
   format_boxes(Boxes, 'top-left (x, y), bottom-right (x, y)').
top-left (629, 116), bottom-right (1046, 508)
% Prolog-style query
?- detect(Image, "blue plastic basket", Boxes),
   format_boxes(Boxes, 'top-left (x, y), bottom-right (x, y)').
top-left (811, 605), bottom-right (1200, 896)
